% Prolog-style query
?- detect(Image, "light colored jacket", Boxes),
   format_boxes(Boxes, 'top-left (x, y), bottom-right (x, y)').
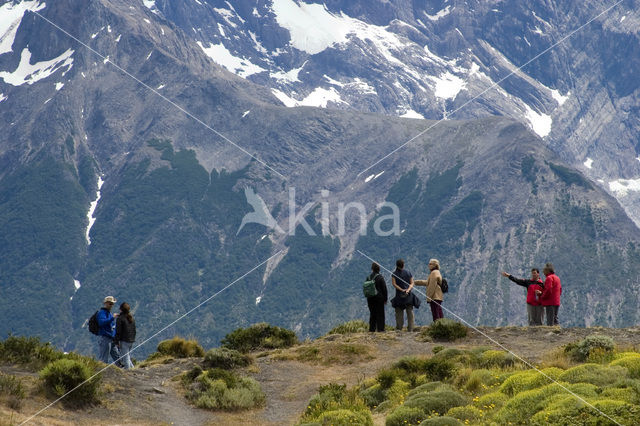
top-left (415, 269), bottom-right (443, 301)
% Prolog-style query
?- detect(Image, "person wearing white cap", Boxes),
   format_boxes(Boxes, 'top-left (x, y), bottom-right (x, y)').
top-left (96, 296), bottom-right (120, 364)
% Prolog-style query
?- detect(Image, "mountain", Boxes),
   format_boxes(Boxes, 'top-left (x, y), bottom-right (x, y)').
top-left (146, 0), bottom-right (640, 225)
top-left (0, 0), bottom-right (639, 357)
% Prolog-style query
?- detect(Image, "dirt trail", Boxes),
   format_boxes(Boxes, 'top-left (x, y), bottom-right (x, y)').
top-left (4, 326), bottom-right (640, 425)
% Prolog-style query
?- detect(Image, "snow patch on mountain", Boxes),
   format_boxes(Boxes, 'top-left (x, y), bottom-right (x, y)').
top-left (400, 109), bottom-right (424, 119)
top-left (0, 93), bottom-right (6, 102)
top-left (271, 86), bottom-right (346, 108)
top-left (142, 0), bottom-right (159, 14)
top-left (0, 47), bottom-right (74, 86)
top-left (271, 62), bottom-right (305, 83)
top-left (610, 178), bottom-right (640, 196)
top-left (197, 41), bottom-right (265, 77)
top-left (430, 72), bottom-right (466, 100)
top-left (0, 0), bottom-right (46, 55)
top-left (551, 89), bottom-right (569, 106)
top-left (523, 104), bottom-right (552, 138)
top-left (584, 158), bottom-right (593, 169)
top-left (424, 6), bottom-right (453, 21)
top-left (86, 175), bottom-right (104, 245)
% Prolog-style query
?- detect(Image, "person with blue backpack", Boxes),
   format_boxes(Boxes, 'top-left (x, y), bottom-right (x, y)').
top-left (363, 262), bottom-right (388, 332)
top-left (94, 296), bottom-right (121, 365)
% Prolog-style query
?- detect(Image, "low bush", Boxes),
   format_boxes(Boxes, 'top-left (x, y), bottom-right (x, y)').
top-left (310, 408), bottom-right (373, 425)
top-left (156, 336), bottom-right (204, 358)
top-left (558, 363), bottom-right (626, 387)
top-left (0, 335), bottom-right (60, 368)
top-left (407, 382), bottom-right (452, 397)
top-left (446, 405), bottom-right (484, 422)
top-left (600, 387), bottom-right (640, 404)
top-left (39, 359), bottom-right (100, 407)
top-left (377, 357), bottom-right (456, 389)
top-left (403, 388), bottom-right (468, 416)
top-left (185, 368), bottom-right (265, 411)
top-left (564, 335), bottom-right (615, 363)
top-left (386, 379), bottom-right (410, 405)
top-left (326, 320), bottom-right (369, 335)
top-left (499, 368), bottom-right (563, 396)
top-left (462, 369), bottom-right (503, 393)
top-left (529, 397), bottom-right (640, 425)
top-left (479, 350), bottom-right (518, 369)
top-left (0, 374), bottom-right (25, 410)
top-left (221, 323), bottom-right (297, 353)
top-left (301, 383), bottom-right (372, 425)
top-left (203, 348), bottom-right (252, 370)
top-left (473, 391), bottom-right (509, 410)
top-left (610, 353), bottom-right (640, 379)
top-left (385, 405), bottom-right (426, 426)
top-left (423, 319), bottom-right (467, 341)
top-left (360, 383), bottom-right (386, 408)
top-left (418, 416), bottom-right (463, 425)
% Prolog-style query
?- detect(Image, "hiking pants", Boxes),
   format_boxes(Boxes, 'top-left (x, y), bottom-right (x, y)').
top-left (367, 298), bottom-right (385, 332)
top-left (119, 341), bottom-right (135, 369)
top-left (395, 306), bottom-right (414, 331)
top-left (527, 304), bottom-right (544, 326)
top-left (545, 305), bottom-right (559, 326)
top-left (97, 335), bottom-right (120, 364)
top-left (429, 300), bottom-right (444, 322)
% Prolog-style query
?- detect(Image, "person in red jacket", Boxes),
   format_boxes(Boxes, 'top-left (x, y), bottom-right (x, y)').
top-left (501, 269), bottom-right (544, 325)
top-left (539, 263), bottom-right (562, 326)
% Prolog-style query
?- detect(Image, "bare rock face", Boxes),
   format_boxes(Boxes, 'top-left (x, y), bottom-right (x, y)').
top-left (0, 0), bottom-right (639, 356)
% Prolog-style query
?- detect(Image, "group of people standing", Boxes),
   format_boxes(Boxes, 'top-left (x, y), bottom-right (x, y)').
top-left (365, 258), bottom-right (445, 332)
top-left (502, 262), bottom-right (562, 326)
top-left (95, 296), bottom-right (137, 369)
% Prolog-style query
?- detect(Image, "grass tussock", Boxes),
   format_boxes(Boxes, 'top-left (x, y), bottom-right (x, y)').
top-left (39, 359), bottom-right (101, 407)
top-left (564, 335), bottom-right (615, 363)
top-left (277, 341), bottom-right (373, 365)
top-left (0, 374), bottom-right (25, 411)
top-left (183, 367), bottom-right (265, 411)
top-left (422, 319), bottom-right (468, 342)
top-left (203, 348), bottom-right (252, 370)
top-left (222, 323), bottom-right (297, 353)
top-left (155, 336), bottom-right (204, 358)
top-left (299, 383), bottom-right (373, 425)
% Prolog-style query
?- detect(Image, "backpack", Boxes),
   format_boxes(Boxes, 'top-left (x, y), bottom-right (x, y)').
top-left (363, 274), bottom-right (379, 298)
top-left (440, 278), bottom-right (449, 293)
top-left (88, 310), bottom-right (100, 335)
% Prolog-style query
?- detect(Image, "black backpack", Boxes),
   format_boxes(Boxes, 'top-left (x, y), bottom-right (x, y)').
top-left (88, 310), bottom-right (100, 335)
top-left (440, 278), bottom-right (449, 293)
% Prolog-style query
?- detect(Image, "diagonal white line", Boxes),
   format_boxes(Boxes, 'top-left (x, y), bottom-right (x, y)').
top-left (31, 10), bottom-right (287, 181)
top-left (20, 250), bottom-right (284, 425)
top-left (356, 0), bottom-right (624, 178)
top-left (356, 249), bottom-right (623, 426)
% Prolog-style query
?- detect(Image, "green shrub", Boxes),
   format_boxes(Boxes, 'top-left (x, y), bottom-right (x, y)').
top-left (529, 397), bottom-right (640, 425)
top-left (564, 335), bottom-right (615, 363)
top-left (221, 323), bottom-right (297, 353)
top-left (326, 320), bottom-right (369, 335)
top-left (431, 348), bottom-right (464, 359)
top-left (185, 368), bottom-right (264, 411)
top-left (378, 357), bottom-right (456, 388)
top-left (600, 387), bottom-right (640, 404)
top-left (407, 382), bottom-right (452, 397)
top-left (39, 359), bottom-right (100, 406)
top-left (423, 319), bottom-right (467, 341)
top-left (312, 409), bottom-right (373, 425)
top-left (499, 368), bottom-right (563, 396)
top-left (462, 369), bottom-right (503, 393)
top-left (203, 348), bottom-right (252, 370)
top-left (385, 405), bottom-right (427, 426)
top-left (610, 354), bottom-right (640, 378)
top-left (479, 350), bottom-right (518, 369)
top-left (387, 379), bottom-right (410, 405)
top-left (403, 389), bottom-right (467, 415)
top-left (446, 405), bottom-right (483, 422)
top-left (301, 383), bottom-right (371, 424)
top-left (558, 363), bottom-right (627, 387)
top-left (473, 391), bottom-right (509, 410)
top-left (360, 383), bottom-right (386, 408)
top-left (0, 374), bottom-right (25, 410)
top-left (156, 336), bottom-right (204, 358)
top-left (432, 346), bottom-right (445, 354)
top-left (418, 416), bottom-right (463, 425)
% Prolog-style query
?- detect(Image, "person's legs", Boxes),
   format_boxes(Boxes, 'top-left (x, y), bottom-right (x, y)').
top-left (435, 300), bottom-right (443, 320)
top-left (527, 304), bottom-right (535, 326)
top-left (375, 301), bottom-right (385, 332)
top-left (367, 298), bottom-right (376, 332)
top-left (395, 307), bottom-right (404, 330)
top-left (533, 306), bottom-right (543, 326)
top-left (120, 341), bottom-right (134, 369)
top-left (429, 301), bottom-right (438, 322)
top-left (110, 340), bottom-right (121, 366)
top-left (406, 306), bottom-right (414, 331)
top-left (97, 335), bottom-right (110, 363)
top-left (545, 306), bottom-right (554, 326)
top-left (552, 306), bottom-right (560, 325)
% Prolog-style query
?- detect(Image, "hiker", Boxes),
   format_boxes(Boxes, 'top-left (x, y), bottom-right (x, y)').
top-left (539, 263), bottom-right (562, 326)
top-left (390, 259), bottom-right (420, 331)
top-left (365, 262), bottom-right (388, 332)
top-left (414, 259), bottom-right (444, 322)
top-left (501, 269), bottom-right (544, 326)
top-left (96, 296), bottom-right (120, 364)
top-left (115, 302), bottom-right (137, 369)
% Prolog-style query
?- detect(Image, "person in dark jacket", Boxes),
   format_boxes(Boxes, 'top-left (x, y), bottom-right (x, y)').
top-left (390, 259), bottom-right (420, 331)
top-left (540, 263), bottom-right (562, 326)
top-left (96, 296), bottom-right (120, 364)
top-left (114, 302), bottom-right (137, 369)
top-left (501, 269), bottom-right (544, 326)
top-left (366, 262), bottom-right (388, 332)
